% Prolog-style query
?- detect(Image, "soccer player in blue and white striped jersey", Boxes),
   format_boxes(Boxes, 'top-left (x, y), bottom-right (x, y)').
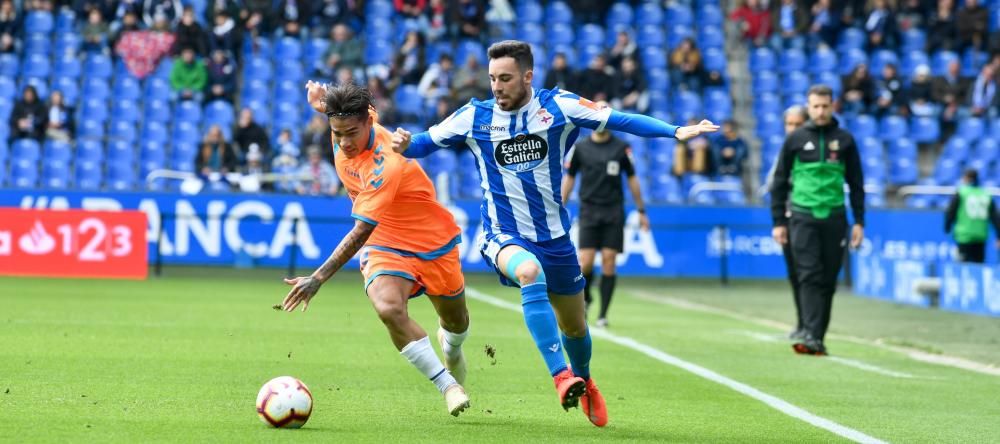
top-left (391, 40), bottom-right (719, 427)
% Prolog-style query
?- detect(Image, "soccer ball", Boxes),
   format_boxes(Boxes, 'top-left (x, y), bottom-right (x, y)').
top-left (256, 376), bottom-right (313, 428)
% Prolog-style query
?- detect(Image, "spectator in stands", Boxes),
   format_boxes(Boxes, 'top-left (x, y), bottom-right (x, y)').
top-left (234, 108), bottom-right (271, 160)
top-left (240, 148), bottom-right (271, 192)
top-left (544, 52), bottom-right (576, 91)
top-left (395, 0), bottom-right (427, 29)
top-left (75, 0), bottom-right (118, 20)
top-left (273, 128), bottom-right (298, 164)
top-left (875, 63), bottom-right (907, 117)
top-left (969, 63), bottom-right (997, 117)
top-left (841, 63), bottom-right (876, 115)
top-left (336, 66), bottom-right (355, 85)
top-left (143, 0), bottom-right (183, 28)
top-left (927, 0), bottom-right (957, 52)
top-left (170, 47), bottom-right (207, 102)
top-left (9, 86), bottom-right (45, 141)
top-left (205, 49), bottom-right (236, 103)
top-left (321, 24), bottom-right (363, 78)
top-left (424, 0), bottom-right (449, 42)
top-left (956, 0), bottom-right (988, 51)
top-left (367, 76), bottom-right (398, 126)
top-left (196, 124), bottom-right (238, 176)
top-left (173, 6), bottom-right (208, 56)
top-left (417, 53), bottom-right (455, 106)
top-left (110, 11), bottom-right (140, 50)
top-left (452, 54), bottom-right (490, 106)
top-left (703, 68), bottom-right (727, 89)
top-left (271, 139), bottom-right (300, 192)
top-left (933, 59), bottom-right (969, 125)
top-left (863, 0), bottom-right (896, 50)
top-left (296, 145), bottom-right (340, 196)
top-left (243, 0), bottom-right (274, 36)
top-left (205, 0), bottom-right (241, 25)
top-left (895, 0), bottom-right (929, 32)
top-left (310, 0), bottom-right (363, 38)
top-left (809, 0), bottom-right (839, 49)
top-left (112, 0), bottom-right (144, 30)
top-left (576, 54), bottom-right (614, 103)
top-left (730, 0), bottom-right (771, 47)
top-left (392, 30), bottom-right (427, 86)
top-left (115, 13), bottom-right (176, 79)
top-left (712, 120), bottom-right (747, 177)
top-left (433, 97), bottom-right (453, 123)
top-left (670, 38), bottom-right (703, 92)
top-left (484, 0), bottom-right (514, 39)
top-left (208, 10), bottom-right (239, 57)
top-left (274, 0), bottom-right (309, 38)
top-left (81, 9), bottom-right (109, 54)
top-left (908, 64), bottom-right (936, 117)
top-left (302, 113), bottom-right (333, 158)
top-left (607, 31), bottom-right (637, 71)
top-left (770, 0), bottom-right (810, 49)
top-left (673, 117), bottom-right (712, 176)
top-left (0, 0), bottom-right (17, 54)
top-left (612, 56), bottom-right (648, 113)
top-left (43, 90), bottom-right (74, 142)
top-left (454, 0), bottom-right (485, 41)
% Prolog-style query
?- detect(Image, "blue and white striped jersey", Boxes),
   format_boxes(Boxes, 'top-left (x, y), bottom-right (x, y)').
top-left (421, 88), bottom-right (613, 242)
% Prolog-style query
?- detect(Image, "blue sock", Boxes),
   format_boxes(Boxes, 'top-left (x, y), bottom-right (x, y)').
top-left (562, 330), bottom-right (592, 381)
top-left (521, 282), bottom-right (568, 376)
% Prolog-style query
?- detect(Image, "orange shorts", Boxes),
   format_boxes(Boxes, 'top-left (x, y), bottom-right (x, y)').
top-left (360, 245), bottom-right (465, 298)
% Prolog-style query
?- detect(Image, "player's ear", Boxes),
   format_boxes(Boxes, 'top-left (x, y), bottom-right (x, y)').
top-left (523, 69), bottom-right (533, 85)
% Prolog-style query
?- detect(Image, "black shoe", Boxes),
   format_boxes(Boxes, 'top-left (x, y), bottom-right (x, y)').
top-left (788, 328), bottom-right (807, 341)
top-left (792, 336), bottom-right (827, 356)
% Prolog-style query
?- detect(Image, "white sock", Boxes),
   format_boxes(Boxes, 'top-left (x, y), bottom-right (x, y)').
top-left (400, 336), bottom-right (457, 393)
top-left (440, 324), bottom-right (469, 361)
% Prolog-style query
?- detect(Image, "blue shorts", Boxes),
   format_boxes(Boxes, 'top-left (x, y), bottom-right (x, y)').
top-left (480, 233), bottom-right (586, 296)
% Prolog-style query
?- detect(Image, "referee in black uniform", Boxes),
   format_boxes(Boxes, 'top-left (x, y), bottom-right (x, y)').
top-left (770, 85), bottom-right (866, 356)
top-left (562, 111), bottom-right (650, 328)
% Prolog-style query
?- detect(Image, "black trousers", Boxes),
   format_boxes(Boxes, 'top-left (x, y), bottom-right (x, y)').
top-left (957, 242), bottom-right (986, 263)
top-left (781, 243), bottom-right (803, 331)
top-left (789, 211), bottom-right (847, 342)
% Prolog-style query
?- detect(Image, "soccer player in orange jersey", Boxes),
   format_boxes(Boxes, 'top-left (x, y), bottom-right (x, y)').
top-left (281, 81), bottom-right (471, 416)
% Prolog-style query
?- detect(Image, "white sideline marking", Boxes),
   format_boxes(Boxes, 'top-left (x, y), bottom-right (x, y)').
top-left (466, 287), bottom-right (888, 444)
top-left (633, 291), bottom-right (1000, 377)
top-left (730, 330), bottom-right (919, 379)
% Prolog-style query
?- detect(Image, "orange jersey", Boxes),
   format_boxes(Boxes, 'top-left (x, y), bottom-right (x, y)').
top-left (333, 122), bottom-right (461, 255)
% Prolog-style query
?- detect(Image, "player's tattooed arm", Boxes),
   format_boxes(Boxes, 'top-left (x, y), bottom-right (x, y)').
top-left (281, 220), bottom-right (375, 312)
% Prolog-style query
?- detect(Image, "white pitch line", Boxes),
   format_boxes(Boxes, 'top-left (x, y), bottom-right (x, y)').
top-left (730, 330), bottom-right (919, 379)
top-left (466, 287), bottom-right (888, 444)
top-left (632, 290), bottom-right (1000, 377)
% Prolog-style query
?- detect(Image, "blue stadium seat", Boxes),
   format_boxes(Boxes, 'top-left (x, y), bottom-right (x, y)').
top-left (13, 139), bottom-right (41, 161)
top-left (607, 2), bottom-right (634, 27)
top-left (702, 47), bottom-right (726, 72)
top-left (140, 141), bottom-right (166, 176)
top-left (941, 136), bottom-right (969, 161)
top-left (753, 93), bottom-right (781, 116)
top-left (901, 51), bottom-right (929, 77)
top-left (42, 162), bottom-right (71, 189)
top-left (0, 53), bottom-right (17, 77)
top-left (778, 49), bottom-right (807, 74)
top-left (22, 53), bottom-right (50, 78)
top-left (173, 101), bottom-right (203, 124)
top-left (76, 139), bottom-right (103, 162)
top-left (112, 99), bottom-right (140, 122)
top-left (0, 76), bottom-right (14, 100)
top-left (698, 26), bottom-right (724, 49)
top-left (836, 27), bottom-right (866, 52)
top-left (900, 28), bottom-right (926, 52)
top-left (839, 48), bottom-right (868, 75)
top-left (365, 40), bottom-right (394, 65)
top-left (20, 76), bottom-right (48, 99)
top-left (172, 142), bottom-right (198, 165)
top-left (851, 115), bottom-right (878, 139)
top-left (143, 99), bottom-right (171, 123)
top-left (869, 50), bottom-right (899, 76)
top-left (77, 118), bottom-right (105, 139)
top-left (957, 117), bottom-right (986, 140)
top-left (752, 70), bottom-right (778, 94)
top-left (547, 22), bottom-right (575, 46)
top-left (647, 68), bottom-right (669, 93)
top-left (275, 61), bottom-right (304, 82)
top-left (976, 139), bottom-right (1000, 163)
top-left (667, 25), bottom-right (694, 48)
top-left (637, 2), bottom-right (665, 26)
top-left (84, 53), bottom-right (113, 78)
top-left (934, 157), bottom-right (962, 184)
top-left (756, 112), bottom-right (783, 138)
top-left (114, 76), bottom-right (142, 101)
top-left (43, 140), bottom-right (72, 163)
top-left (518, 22), bottom-right (545, 46)
top-left (106, 161), bottom-right (136, 191)
top-left (54, 56), bottom-right (81, 78)
top-left (107, 139), bottom-right (135, 165)
top-left (51, 77), bottom-right (77, 105)
top-left (649, 175), bottom-right (683, 204)
top-left (578, 24), bottom-right (606, 48)
top-left (879, 115), bottom-right (908, 141)
top-left (672, 90), bottom-right (702, 121)
top-left (204, 100), bottom-right (234, 126)
top-left (890, 138), bottom-right (917, 159)
top-left (273, 37), bottom-right (302, 60)
top-left (55, 9), bottom-right (76, 34)
top-left (931, 51), bottom-right (959, 76)
top-left (781, 71), bottom-right (810, 96)
top-left (25, 11), bottom-right (54, 34)
top-left (665, 4), bottom-right (693, 27)
top-left (516, 1), bottom-right (544, 23)
top-left (809, 48), bottom-right (838, 75)
top-left (144, 77), bottom-right (171, 102)
top-left (53, 33), bottom-right (81, 56)
top-left (303, 38), bottom-right (329, 68)
top-left (11, 159), bottom-right (39, 188)
top-left (910, 117), bottom-right (940, 143)
top-left (82, 77), bottom-right (110, 100)
top-left (365, 0), bottom-right (394, 19)
top-left (110, 120), bottom-right (137, 142)
top-left (244, 56), bottom-right (273, 81)
top-left (546, 1), bottom-right (573, 24)
top-left (697, 4), bottom-right (724, 27)
top-left (863, 155), bottom-right (885, 181)
top-left (962, 48), bottom-right (989, 78)
top-left (142, 121), bottom-right (169, 144)
top-left (23, 33), bottom-right (50, 56)
top-left (813, 71), bottom-right (841, 97)
top-left (78, 99), bottom-right (109, 124)
top-left (889, 157), bottom-right (918, 185)
top-left (394, 84), bottom-right (424, 122)
top-left (637, 24), bottom-right (666, 47)
top-left (74, 159), bottom-right (100, 189)
top-left (640, 46), bottom-right (667, 70)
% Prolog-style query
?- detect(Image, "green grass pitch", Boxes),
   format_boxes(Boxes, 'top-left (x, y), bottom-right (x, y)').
top-left (2, 268), bottom-right (999, 443)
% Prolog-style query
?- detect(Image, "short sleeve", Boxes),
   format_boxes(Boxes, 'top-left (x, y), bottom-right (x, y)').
top-left (621, 145), bottom-right (636, 177)
top-left (351, 150), bottom-right (403, 226)
top-left (427, 104), bottom-right (474, 148)
top-left (553, 91), bottom-right (613, 131)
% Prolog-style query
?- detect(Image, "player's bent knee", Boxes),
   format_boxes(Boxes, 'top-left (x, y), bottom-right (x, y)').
top-left (506, 251), bottom-right (546, 286)
top-left (372, 299), bottom-right (407, 326)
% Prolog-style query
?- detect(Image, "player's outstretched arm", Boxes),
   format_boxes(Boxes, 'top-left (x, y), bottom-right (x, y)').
top-left (305, 80), bottom-right (328, 114)
top-left (280, 220), bottom-right (376, 312)
top-left (603, 110), bottom-right (719, 141)
top-left (391, 128), bottom-right (441, 158)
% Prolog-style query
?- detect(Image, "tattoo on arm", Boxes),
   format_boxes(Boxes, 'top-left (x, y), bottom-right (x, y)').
top-left (311, 220), bottom-right (377, 283)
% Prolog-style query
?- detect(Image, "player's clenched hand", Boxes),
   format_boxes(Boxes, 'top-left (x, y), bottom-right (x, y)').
top-left (772, 226), bottom-right (788, 245)
top-left (675, 119), bottom-right (720, 141)
top-left (391, 128), bottom-right (412, 153)
top-left (305, 80), bottom-right (327, 114)
top-left (281, 276), bottom-right (322, 312)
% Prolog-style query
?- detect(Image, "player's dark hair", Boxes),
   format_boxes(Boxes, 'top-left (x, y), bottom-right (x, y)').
top-left (807, 84), bottom-right (834, 99)
top-left (964, 169), bottom-right (980, 186)
top-left (487, 40), bottom-right (534, 72)
top-left (323, 82), bottom-right (373, 120)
